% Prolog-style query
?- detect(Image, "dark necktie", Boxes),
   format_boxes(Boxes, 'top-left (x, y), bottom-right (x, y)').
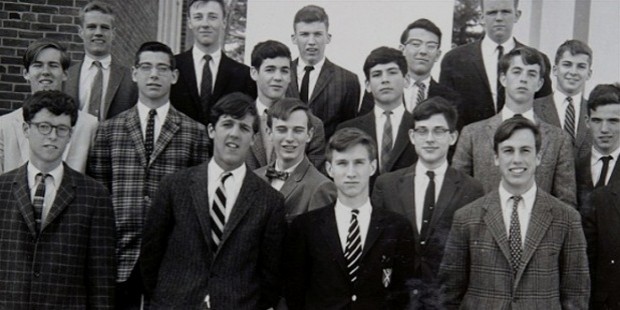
top-left (381, 111), bottom-right (393, 173)
top-left (595, 155), bottom-right (613, 188)
top-left (415, 81), bottom-right (426, 106)
top-left (265, 166), bottom-right (289, 181)
top-left (145, 109), bottom-right (157, 163)
top-left (300, 65), bottom-right (314, 104)
top-left (200, 54), bottom-right (213, 116)
top-left (211, 172), bottom-right (232, 250)
top-left (420, 170), bottom-right (435, 239)
top-left (509, 195), bottom-right (523, 275)
top-left (89, 60), bottom-right (103, 119)
top-left (32, 173), bottom-right (49, 233)
top-left (564, 97), bottom-right (576, 143)
top-left (496, 45), bottom-right (505, 113)
top-left (345, 209), bottom-right (362, 283)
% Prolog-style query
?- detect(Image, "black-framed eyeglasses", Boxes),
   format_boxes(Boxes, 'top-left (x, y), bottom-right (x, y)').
top-left (135, 63), bottom-right (173, 75)
top-left (29, 122), bottom-right (72, 137)
top-left (412, 127), bottom-right (451, 138)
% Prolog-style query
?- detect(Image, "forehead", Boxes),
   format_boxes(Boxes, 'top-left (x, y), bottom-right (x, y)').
top-left (369, 62), bottom-right (401, 73)
top-left (415, 113), bottom-right (449, 128)
top-left (83, 10), bottom-right (114, 25)
top-left (482, 0), bottom-right (516, 11)
top-left (590, 103), bottom-right (620, 117)
top-left (331, 144), bottom-right (371, 161)
top-left (216, 113), bottom-right (255, 126)
top-left (406, 28), bottom-right (439, 42)
top-left (190, 1), bottom-right (223, 15)
top-left (138, 51), bottom-right (171, 65)
top-left (508, 56), bottom-right (541, 73)
top-left (273, 109), bottom-right (309, 126)
top-left (499, 128), bottom-right (536, 148)
top-left (32, 48), bottom-right (62, 64)
top-left (558, 51), bottom-right (591, 64)
top-left (259, 57), bottom-right (290, 69)
top-left (30, 108), bottom-right (72, 125)
top-left (294, 21), bottom-right (327, 33)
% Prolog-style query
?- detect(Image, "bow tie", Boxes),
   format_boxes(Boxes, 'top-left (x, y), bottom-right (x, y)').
top-left (266, 166), bottom-right (289, 181)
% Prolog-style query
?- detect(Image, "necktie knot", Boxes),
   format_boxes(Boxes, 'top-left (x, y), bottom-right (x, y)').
top-left (497, 45), bottom-right (504, 56)
top-left (351, 209), bottom-right (360, 217)
top-left (415, 81), bottom-right (426, 90)
top-left (384, 110), bottom-right (393, 117)
top-left (601, 155), bottom-right (613, 163)
top-left (426, 170), bottom-right (435, 180)
top-left (220, 172), bottom-right (232, 184)
top-left (265, 166), bottom-right (289, 181)
top-left (148, 109), bottom-right (157, 117)
top-left (304, 65), bottom-right (314, 73)
top-left (35, 173), bottom-right (51, 184)
top-left (566, 96), bottom-right (573, 104)
top-left (204, 54), bottom-right (212, 63)
top-left (511, 195), bottom-right (522, 208)
top-left (93, 60), bottom-right (102, 69)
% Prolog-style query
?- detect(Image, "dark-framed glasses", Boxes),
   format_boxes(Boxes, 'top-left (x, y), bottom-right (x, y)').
top-left (413, 127), bottom-right (450, 139)
top-left (404, 39), bottom-right (439, 52)
top-left (29, 122), bottom-right (72, 137)
top-left (135, 63), bottom-right (172, 75)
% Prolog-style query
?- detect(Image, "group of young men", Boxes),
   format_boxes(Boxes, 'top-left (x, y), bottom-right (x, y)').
top-left (0, 0), bottom-right (618, 309)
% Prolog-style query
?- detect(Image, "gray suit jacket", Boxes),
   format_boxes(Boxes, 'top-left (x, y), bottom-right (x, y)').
top-left (453, 114), bottom-right (577, 206)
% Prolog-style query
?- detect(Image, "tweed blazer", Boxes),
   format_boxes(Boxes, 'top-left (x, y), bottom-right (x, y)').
top-left (0, 108), bottom-right (98, 174)
top-left (287, 58), bottom-right (361, 140)
top-left (0, 164), bottom-right (116, 309)
top-left (439, 189), bottom-right (590, 310)
top-left (452, 113), bottom-right (577, 206)
top-left (87, 105), bottom-right (209, 282)
top-left (255, 156), bottom-right (336, 223)
top-left (64, 59), bottom-right (138, 120)
top-left (140, 161), bottom-right (286, 310)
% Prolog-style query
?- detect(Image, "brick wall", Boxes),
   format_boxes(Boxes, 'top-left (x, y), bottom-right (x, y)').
top-left (0, 0), bottom-right (158, 115)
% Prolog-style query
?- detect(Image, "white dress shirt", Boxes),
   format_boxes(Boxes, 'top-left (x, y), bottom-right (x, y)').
top-left (481, 36), bottom-right (516, 109)
top-left (79, 54), bottom-right (111, 111)
top-left (207, 160), bottom-right (246, 221)
top-left (590, 146), bottom-right (620, 185)
top-left (192, 46), bottom-right (222, 95)
top-left (553, 91), bottom-right (583, 132)
top-left (28, 162), bottom-right (64, 227)
top-left (501, 106), bottom-right (536, 123)
top-left (297, 57), bottom-right (326, 101)
top-left (404, 75), bottom-right (431, 113)
top-left (374, 104), bottom-right (405, 166)
top-left (498, 182), bottom-right (537, 246)
top-left (414, 161), bottom-right (448, 232)
top-left (335, 198), bottom-right (372, 252)
top-left (137, 101), bottom-right (170, 143)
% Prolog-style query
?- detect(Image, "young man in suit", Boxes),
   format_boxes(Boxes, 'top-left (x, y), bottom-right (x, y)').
top-left (170, 0), bottom-right (256, 126)
top-left (0, 90), bottom-right (115, 308)
top-left (255, 98), bottom-right (336, 223)
top-left (246, 40), bottom-right (325, 170)
top-left (338, 47), bottom-right (417, 190)
top-left (372, 97), bottom-right (484, 307)
top-left (88, 42), bottom-right (209, 309)
top-left (360, 19), bottom-right (461, 116)
top-left (453, 46), bottom-right (576, 206)
top-left (439, 116), bottom-right (589, 309)
top-left (287, 5), bottom-right (361, 140)
top-left (0, 39), bottom-right (98, 174)
top-left (534, 40), bottom-right (593, 159)
top-left (141, 92), bottom-right (286, 309)
top-left (440, 0), bottom-right (552, 128)
top-left (284, 127), bottom-right (415, 309)
top-left (64, 1), bottom-right (138, 121)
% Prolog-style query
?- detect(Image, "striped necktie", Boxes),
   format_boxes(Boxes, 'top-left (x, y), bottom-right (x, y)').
top-left (381, 111), bottom-right (393, 173)
top-left (210, 172), bottom-right (232, 250)
top-left (564, 97), bottom-right (576, 143)
top-left (345, 209), bottom-right (362, 283)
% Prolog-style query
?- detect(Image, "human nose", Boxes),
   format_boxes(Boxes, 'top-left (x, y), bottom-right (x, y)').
top-left (600, 120), bottom-right (610, 133)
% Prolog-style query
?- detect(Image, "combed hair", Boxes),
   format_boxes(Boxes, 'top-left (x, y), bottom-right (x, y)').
top-left (209, 92), bottom-right (259, 133)
top-left (554, 39), bottom-right (593, 65)
top-left (266, 98), bottom-right (313, 130)
top-left (493, 115), bottom-right (541, 154)
top-left (498, 46), bottom-right (546, 77)
top-left (363, 46), bottom-right (407, 80)
top-left (23, 90), bottom-right (78, 127)
top-left (23, 39), bottom-right (70, 71)
top-left (587, 83), bottom-right (620, 116)
top-left (412, 97), bottom-right (459, 132)
top-left (251, 40), bottom-right (291, 69)
top-left (188, 0), bottom-right (226, 18)
top-left (293, 5), bottom-right (329, 30)
top-left (326, 127), bottom-right (377, 162)
top-left (134, 41), bottom-right (176, 69)
top-left (399, 18), bottom-right (442, 47)
top-left (79, 1), bottom-right (115, 25)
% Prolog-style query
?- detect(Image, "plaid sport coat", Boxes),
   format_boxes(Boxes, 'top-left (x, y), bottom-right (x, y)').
top-left (88, 105), bottom-right (209, 282)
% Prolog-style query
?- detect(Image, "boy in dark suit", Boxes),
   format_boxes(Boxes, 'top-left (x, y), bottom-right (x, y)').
top-left (284, 127), bottom-right (415, 309)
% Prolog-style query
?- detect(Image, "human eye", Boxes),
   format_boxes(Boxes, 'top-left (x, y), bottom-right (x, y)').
top-left (414, 128), bottom-right (429, 135)
top-left (38, 123), bottom-right (52, 132)
top-left (156, 65), bottom-right (171, 74)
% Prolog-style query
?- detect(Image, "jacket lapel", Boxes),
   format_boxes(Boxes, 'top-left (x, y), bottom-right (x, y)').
top-left (13, 165), bottom-right (38, 238)
top-left (319, 207), bottom-right (348, 273)
top-left (428, 168), bottom-right (460, 238)
top-left (287, 59), bottom-right (301, 98)
top-left (102, 62), bottom-right (124, 119)
top-left (361, 208), bottom-right (385, 260)
top-left (309, 59), bottom-right (334, 104)
top-left (217, 171), bottom-right (256, 253)
top-left (11, 114), bottom-right (30, 163)
top-left (482, 191), bottom-right (513, 264)
top-left (64, 62), bottom-right (82, 107)
top-left (190, 163), bottom-right (214, 253)
top-left (124, 107), bottom-right (148, 168)
top-left (471, 41), bottom-right (491, 92)
top-left (515, 190), bottom-right (552, 284)
top-left (148, 107), bottom-right (181, 165)
top-left (250, 129), bottom-right (268, 168)
top-left (178, 50), bottom-right (200, 105)
top-left (534, 96), bottom-right (561, 127)
top-left (385, 112), bottom-right (412, 172)
top-left (279, 157), bottom-right (311, 200)
top-left (42, 164), bottom-right (75, 230)
top-left (575, 97), bottom-right (590, 152)
top-left (398, 167), bottom-right (418, 239)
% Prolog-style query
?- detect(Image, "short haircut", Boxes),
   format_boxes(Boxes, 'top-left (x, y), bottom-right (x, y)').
top-left (399, 18), bottom-right (442, 48)
top-left (587, 83), bottom-right (620, 116)
top-left (23, 90), bottom-right (78, 127)
top-left (480, 0), bottom-right (519, 11)
top-left (412, 97), bottom-right (459, 132)
top-left (554, 39), bottom-right (593, 65)
top-left (188, 0), bottom-right (226, 18)
top-left (134, 41), bottom-right (176, 69)
top-left (266, 98), bottom-right (313, 130)
top-left (79, 1), bottom-right (115, 26)
top-left (493, 115), bottom-right (541, 154)
top-left (499, 46), bottom-right (546, 77)
top-left (293, 5), bottom-right (329, 30)
top-left (250, 40), bottom-right (291, 69)
top-left (326, 127), bottom-right (377, 163)
top-left (23, 39), bottom-right (71, 71)
top-left (209, 92), bottom-right (259, 133)
top-left (363, 46), bottom-right (407, 80)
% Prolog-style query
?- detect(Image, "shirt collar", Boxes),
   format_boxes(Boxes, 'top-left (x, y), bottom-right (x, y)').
top-left (498, 181), bottom-right (537, 207)
top-left (192, 46), bottom-right (222, 66)
top-left (374, 102), bottom-right (405, 119)
top-left (208, 158), bottom-right (247, 183)
top-left (335, 197), bottom-right (372, 215)
top-left (255, 98), bottom-right (270, 117)
top-left (275, 157), bottom-right (304, 174)
top-left (85, 54), bottom-right (112, 70)
top-left (482, 36), bottom-right (516, 54)
top-left (298, 57), bottom-right (326, 75)
top-left (591, 145), bottom-right (620, 164)
top-left (27, 161), bottom-right (63, 188)
top-left (415, 160), bottom-right (448, 177)
top-left (406, 75), bottom-right (431, 89)
top-left (137, 100), bottom-right (170, 122)
top-left (501, 106), bottom-right (536, 123)
top-left (553, 91), bottom-right (582, 109)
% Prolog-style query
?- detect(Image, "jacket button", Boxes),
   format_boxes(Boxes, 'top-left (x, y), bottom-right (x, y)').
top-left (144, 196), bottom-right (151, 203)
top-left (351, 295), bottom-right (357, 301)
top-left (34, 272), bottom-right (40, 277)
top-left (612, 260), bottom-right (615, 264)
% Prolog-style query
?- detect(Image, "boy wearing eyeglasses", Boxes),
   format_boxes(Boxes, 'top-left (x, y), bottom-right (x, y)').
top-left (87, 41), bottom-right (209, 309)
top-left (372, 97), bottom-right (484, 307)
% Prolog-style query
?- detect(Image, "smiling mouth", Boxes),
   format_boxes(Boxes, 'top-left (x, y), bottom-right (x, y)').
top-left (225, 142), bottom-right (239, 149)
top-left (509, 167), bottom-right (526, 174)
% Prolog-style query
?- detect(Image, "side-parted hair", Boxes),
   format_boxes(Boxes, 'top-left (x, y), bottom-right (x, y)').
top-left (188, 0), bottom-right (226, 18)
top-left (293, 5), bottom-right (329, 30)
top-left (251, 40), bottom-right (291, 69)
top-left (79, 1), bottom-right (115, 26)
top-left (480, 0), bottom-right (519, 11)
top-left (134, 41), bottom-right (176, 70)
top-left (363, 46), bottom-right (407, 80)
top-left (23, 90), bottom-right (78, 127)
top-left (23, 39), bottom-right (71, 71)
top-left (399, 18), bottom-right (442, 48)
top-left (493, 115), bottom-right (541, 154)
top-left (554, 39), bottom-right (593, 65)
top-left (587, 83), bottom-right (620, 116)
top-left (266, 98), bottom-right (313, 130)
top-left (209, 92), bottom-right (259, 133)
top-left (412, 97), bottom-right (458, 132)
top-left (326, 127), bottom-right (377, 162)
top-left (499, 46), bottom-right (546, 77)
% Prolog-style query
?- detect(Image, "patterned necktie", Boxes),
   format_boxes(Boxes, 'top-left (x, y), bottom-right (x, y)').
top-left (415, 81), bottom-right (426, 106)
top-left (32, 173), bottom-right (49, 233)
top-left (200, 54), bottom-right (213, 116)
top-left (265, 166), bottom-right (289, 181)
top-left (211, 172), bottom-right (232, 250)
top-left (300, 65), bottom-right (314, 104)
top-left (88, 60), bottom-right (103, 119)
top-left (509, 195), bottom-right (523, 275)
top-left (420, 170), bottom-right (435, 238)
top-left (260, 109), bottom-right (274, 163)
top-left (145, 109), bottom-right (157, 163)
top-left (345, 209), bottom-right (362, 283)
top-left (595, 155), bottom-right (613, 188)
top-left (496, 45), bottom-right (505, 113)
top-left (564, 97), bottom-right (576, 143)
top-left (381, 111), bottom-right (393, 173)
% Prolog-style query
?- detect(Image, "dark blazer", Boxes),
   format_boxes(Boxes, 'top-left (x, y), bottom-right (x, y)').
top-left (87, 105), bottom-right (209, 282)
top-left (170, 49), bottom-right (256, 125)
top-left (140, 162), bottom-right (286, 310)
top-left (372, 165), bottom-right (484, 285)
top-left (439, 189), bottom-right (590, 310)
top-left (576, 150), bottom-right (620, 208)
top-left (534, 94), bottom-right (591, 159)
top-left (440, 39), bottom-right (552, 128)
top-left (0, 164), bottom-right (116, 309)
top-left (287, 58), bottom-right (361, 140)
top-left (284, 205), bottom-right (415, 310)
top-left (64, 59), bottom-right (138, 120)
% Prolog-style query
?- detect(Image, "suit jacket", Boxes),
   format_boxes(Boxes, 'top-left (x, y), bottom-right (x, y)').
top-left (255, 156), bottom-right (337, 223)
top-left (372, 165), bottom-right (484, 285)
top-left (170, 49), bottom-right (256, 126)
top-left (64, 59), bottom-right (138, 120)
top-left (284, 205), bottom-right (415, 310)
top-left (452, 114), bottom-right (577, 206)
top-left (0, 164), bottom-right (115, 309)
top-left (438, 189), bottom-right (590, 310)
top-left (287, 58), bottom-right (361, 140)
top-left (440, 39), bottom-right (553, 128)
top-left (87, 105), bottom-right (209, 282)
top-left (140, 162), bottom-right (286, 310)
top-left (0, 108), bottom-right (98, 174)
top-left (575, 150), bottom-right (620, 208)
top-left (533, 94), bottom-right (591, 159)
